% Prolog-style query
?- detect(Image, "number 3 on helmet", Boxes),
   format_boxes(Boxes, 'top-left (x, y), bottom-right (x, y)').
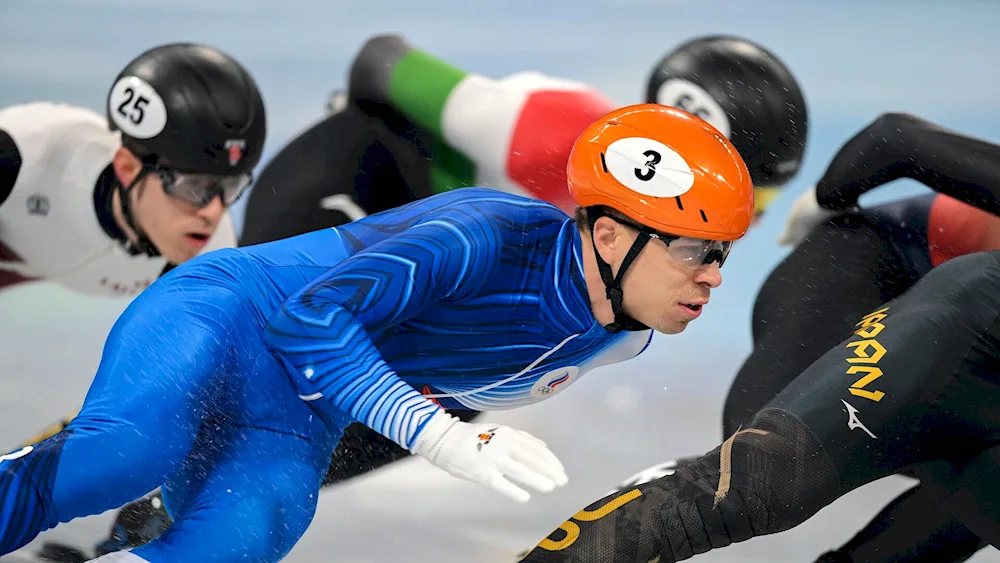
top-left (567, 103), bottom-right (754, 242)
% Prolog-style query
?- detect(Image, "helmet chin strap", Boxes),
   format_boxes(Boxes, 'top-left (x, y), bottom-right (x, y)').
top-left (587, 209), bottom-right (652, 333)
top-left (116, 171), bottom-right (161, 258)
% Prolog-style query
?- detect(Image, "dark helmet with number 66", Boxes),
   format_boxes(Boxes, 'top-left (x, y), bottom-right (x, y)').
top-left (107, 42), bottom-right (266, 177)
top-left (646, 35), bottom-right (807, 217)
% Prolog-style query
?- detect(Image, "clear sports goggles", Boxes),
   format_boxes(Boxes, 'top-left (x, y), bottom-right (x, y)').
top-left (146, 163), bottom-right (253, 208)
top-left (647, 232), bottom-right (733, 268)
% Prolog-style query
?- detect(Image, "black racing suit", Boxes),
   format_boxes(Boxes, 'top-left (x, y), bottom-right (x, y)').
top-left (239, 99), bottom-right (429, 245)
top-left (521, 113), bottom-right (1000, 563)
top-left (522, 246), bottom-right (1000, 563)
top-left (726, 113), bottom-right (1000, 563)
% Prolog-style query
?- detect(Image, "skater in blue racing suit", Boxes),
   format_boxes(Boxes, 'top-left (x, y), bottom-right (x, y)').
top-left (0, 104), bottom-right (754, 562)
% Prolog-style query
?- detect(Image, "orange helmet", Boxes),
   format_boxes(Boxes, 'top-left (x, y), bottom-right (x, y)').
top-left (567, 103), bottom-right (753, 241)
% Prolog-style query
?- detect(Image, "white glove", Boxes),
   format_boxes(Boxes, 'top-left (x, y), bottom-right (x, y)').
top-left (412, 410), bottom-right (568, 503)
top-left (776, 186), bottom-right (843, 247)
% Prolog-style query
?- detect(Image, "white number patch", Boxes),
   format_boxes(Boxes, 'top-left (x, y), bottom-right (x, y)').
top-left (0, 445), bottom-right (33, 463)
top-left (108, 76), bottom-right (168, 139)
top-left (656, 79), bottom-right (731, 139)
top-left (604, 137), bottom-right (694, 198)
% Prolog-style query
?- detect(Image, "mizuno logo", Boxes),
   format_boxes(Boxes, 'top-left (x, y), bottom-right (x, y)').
top-left (841, 399), bottom-right (876, 439)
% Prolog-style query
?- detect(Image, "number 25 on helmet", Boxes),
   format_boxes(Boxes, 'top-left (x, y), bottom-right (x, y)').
top-left (567, 103), bottom-right (754, 242)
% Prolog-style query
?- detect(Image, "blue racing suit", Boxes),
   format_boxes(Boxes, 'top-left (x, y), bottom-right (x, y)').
top-left (0, 188), bottom-right (652, 562)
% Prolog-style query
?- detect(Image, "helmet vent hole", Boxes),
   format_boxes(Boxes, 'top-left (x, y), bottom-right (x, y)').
top-left (600, 152), bottom-right (609, 173)
top-left (675, 196), bottom-right (684, 211)
top-left (700, 210), bottom-right (708, 223)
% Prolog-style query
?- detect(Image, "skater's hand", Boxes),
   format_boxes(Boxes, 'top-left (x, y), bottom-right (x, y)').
top-left (412, 411), bottom-right (568, 503)
top-left (777, 186), bottom-right (843, 247)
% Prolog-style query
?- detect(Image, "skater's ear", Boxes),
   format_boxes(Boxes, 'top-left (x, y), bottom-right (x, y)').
top-left (112, 147), bottom-right (143, 187)
top-left (591, 215), bottom-right (634, 265)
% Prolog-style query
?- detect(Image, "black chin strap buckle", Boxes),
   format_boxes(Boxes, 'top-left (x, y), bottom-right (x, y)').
top-left (605, 286), bottom-right (623, 303)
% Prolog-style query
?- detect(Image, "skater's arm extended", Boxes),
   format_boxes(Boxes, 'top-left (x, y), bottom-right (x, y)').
top-left (265, 206), bottom-right (504, 450)
top-left (817, 112), bottom-right (1000, 216)
top-left (348, 33), bottom-right (467, 137)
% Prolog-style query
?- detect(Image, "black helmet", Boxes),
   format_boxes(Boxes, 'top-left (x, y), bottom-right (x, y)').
top-left (107, 42), bottom-right (266, 176)
top-left (646, 35), bottom-right (807, 189)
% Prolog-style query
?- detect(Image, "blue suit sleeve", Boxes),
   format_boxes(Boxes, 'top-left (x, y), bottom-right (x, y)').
top-left (265, 210), bottom-right (503, 449)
